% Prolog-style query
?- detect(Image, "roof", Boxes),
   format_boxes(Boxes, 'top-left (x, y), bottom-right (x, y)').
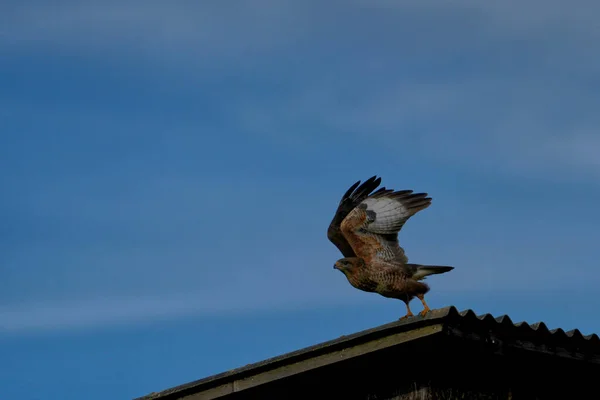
top-left (135, 306), bottom-right (600, 400)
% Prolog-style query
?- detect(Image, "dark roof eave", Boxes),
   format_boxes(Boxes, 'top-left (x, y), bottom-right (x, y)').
top-left (134, 306), bottom-right (600, 400)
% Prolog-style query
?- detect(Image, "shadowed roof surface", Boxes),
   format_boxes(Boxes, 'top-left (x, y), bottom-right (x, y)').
top-left (135, 306), bottom-right (600, 400)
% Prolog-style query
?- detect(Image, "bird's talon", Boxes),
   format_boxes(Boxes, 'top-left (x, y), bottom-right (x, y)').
top-left (419, 308), bottom-right (430, 317)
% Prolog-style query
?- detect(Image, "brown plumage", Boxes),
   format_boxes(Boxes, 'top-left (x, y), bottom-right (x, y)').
top-left (327, 176), bottom-right (453, 319)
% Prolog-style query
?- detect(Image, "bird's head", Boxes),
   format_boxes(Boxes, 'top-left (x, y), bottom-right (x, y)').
top-left (334, 257), bottom-right (364, 274)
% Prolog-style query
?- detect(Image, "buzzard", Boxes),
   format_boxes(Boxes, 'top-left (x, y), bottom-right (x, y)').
top-left (328, 176), bottom-right (453, 319)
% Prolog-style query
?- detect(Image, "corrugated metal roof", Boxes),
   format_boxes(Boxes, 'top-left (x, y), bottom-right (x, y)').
top-left (438, 306), bottom-right (600, 342)
top-left (134, 306), bottom-right (600, 400)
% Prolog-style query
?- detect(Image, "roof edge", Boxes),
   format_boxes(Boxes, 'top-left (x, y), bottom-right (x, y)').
top-left (135, 306), bottom-right (457, 399)
top-left (134, 306), bottom-right (600, 400)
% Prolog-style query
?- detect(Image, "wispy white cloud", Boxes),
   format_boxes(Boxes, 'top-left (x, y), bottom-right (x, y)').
top-left (235, 76), bottom-right (600, 179)
top-left (2, 237), bottom-right (589, 334)
top-left (541, 133), bottom-right (600, 171)
top-left (362, 0), bottom-right (600, 37)
top-left (0, 288), bottom-right (337, 334)
top-left (0, 252), bottom-right (387, 333)
top-left (4, 1), bottom-right (598, 69)
top-left (1, 0), bottom-right (312, 69)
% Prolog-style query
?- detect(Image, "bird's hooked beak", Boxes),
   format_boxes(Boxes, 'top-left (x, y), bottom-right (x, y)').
top-left (333, 262), bottom-right (339, 270)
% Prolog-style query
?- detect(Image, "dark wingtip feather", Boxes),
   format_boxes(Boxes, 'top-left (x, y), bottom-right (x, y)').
top-left (352, 176), bottom-right (381, 200)
top-left (340, 180), bottom-right (362, 202)
top-left (387, 189), bottom-right (414, 199)
top-left (340, 176), bottom-right (380, 202)
top-left (329, 175), bottom-right (384, 257)
top-left (372, 187), bottom-right (394, 196)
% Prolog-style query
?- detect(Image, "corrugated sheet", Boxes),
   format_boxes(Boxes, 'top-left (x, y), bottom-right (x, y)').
top-left (437, 306), bottom-right (600, 343)
top-left (134, 306), bottom-right (600, 400)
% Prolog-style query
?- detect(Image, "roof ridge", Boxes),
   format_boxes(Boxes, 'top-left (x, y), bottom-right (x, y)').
top-left (134, 306), bottom-right (600, 400)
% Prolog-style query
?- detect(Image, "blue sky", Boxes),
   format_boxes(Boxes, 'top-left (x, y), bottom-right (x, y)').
top-left (2, 1), bottom-right (599, 398)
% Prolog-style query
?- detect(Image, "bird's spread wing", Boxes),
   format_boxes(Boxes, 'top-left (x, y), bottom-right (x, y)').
top-left (327, 176), bottom-right (387, 257)
top-left (339, 186), bottom-right (432, 264)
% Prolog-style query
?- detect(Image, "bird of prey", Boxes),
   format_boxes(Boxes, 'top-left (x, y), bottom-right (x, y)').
top-left (327, 176), bottom-right (453, 319)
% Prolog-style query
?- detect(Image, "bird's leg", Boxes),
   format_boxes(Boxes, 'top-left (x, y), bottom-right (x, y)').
top-left (399, 303), bottom-right (414, 320)
top-left (416, 294), bottom-right (430, 317)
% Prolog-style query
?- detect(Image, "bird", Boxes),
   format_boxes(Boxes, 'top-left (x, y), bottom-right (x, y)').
top-left (327, 176), bottom-right (453, 319)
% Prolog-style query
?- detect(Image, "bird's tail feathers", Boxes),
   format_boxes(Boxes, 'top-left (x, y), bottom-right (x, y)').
top-left (409, 264), bottom-right (454, 280)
